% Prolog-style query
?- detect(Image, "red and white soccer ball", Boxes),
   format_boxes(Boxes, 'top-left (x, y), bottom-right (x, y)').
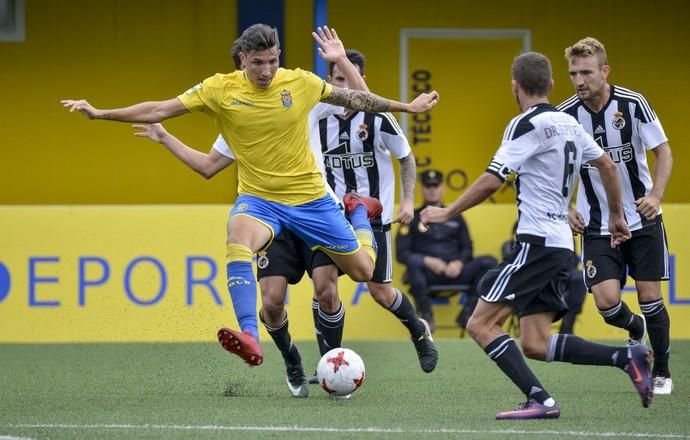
top-left (316, 348), bottom-right (365, 397)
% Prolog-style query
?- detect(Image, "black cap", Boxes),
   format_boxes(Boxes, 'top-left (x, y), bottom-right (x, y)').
top-left (421, 169), bottom-right (443, 186)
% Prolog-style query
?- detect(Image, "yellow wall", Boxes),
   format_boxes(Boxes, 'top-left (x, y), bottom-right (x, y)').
top-left (1, 204), bottom-right (688, 342)
top-left (327, 0), bottom-right (689, 204)
top-left (1, 0), bottom-right (687, 204)
top-left (0, 0), bottom-right (239, 204)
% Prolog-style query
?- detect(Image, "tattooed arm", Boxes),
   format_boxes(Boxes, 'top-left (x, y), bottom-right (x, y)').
top-left (394, 153), bottom-right (417, 224)
top-left (322, 86), bottom-right (439, 113)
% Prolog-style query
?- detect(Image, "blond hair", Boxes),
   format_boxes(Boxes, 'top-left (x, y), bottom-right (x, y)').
top-left (564, 37), bottom-right (608, 66)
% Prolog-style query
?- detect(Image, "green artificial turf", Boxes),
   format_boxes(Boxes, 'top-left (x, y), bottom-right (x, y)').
top-left (0, 339), bottom-right (687, 439)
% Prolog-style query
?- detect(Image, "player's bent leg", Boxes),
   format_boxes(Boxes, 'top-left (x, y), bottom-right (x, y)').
top-left (327, 250), bottom-right (374, 282)
top-left (369, 282), bottom-right (437, 373)
top-left (519, 313), bottom-right (556, 361)
top-left (312, 265), bottom-right (344, 355)
top-left (636, 280), bottom-right (672, 393)
top-left (466, 299), bottom-right (514, 347)
top-left (592, 279), bottom-right (646, 345)
top-left (218, 215), bottom-right (273, 366)
top-left (469, 301), bottom-right (557, 418)
top-left (259, 308), bottom-right (309, 398)
top-left (259, 276), bottom-right (289, 326)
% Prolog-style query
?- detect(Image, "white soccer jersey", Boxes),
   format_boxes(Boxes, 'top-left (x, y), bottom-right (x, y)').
top-left (311, 111), bottom-right (411, 225)
top-left (487, 103), bottom-right (604, 250)
top-left (558, 85), bottom-right (668, 234)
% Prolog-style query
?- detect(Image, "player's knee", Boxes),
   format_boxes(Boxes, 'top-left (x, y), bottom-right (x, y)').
top-left (637, 289), bottom-right (662, 303)
top-left (465, 315), bottom-right (484, 341)
top-left (315, 285), bottom-right (340, 311)
top-left (521, 339), bottom-right (546, 360)
top-left (349, 265), bottom-right (373, 282)
top-left (260, 292), bottom-right (284, 318)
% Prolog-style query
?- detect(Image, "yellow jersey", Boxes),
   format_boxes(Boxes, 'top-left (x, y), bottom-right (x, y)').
top-left (178, 68), bottom-right (332, 205)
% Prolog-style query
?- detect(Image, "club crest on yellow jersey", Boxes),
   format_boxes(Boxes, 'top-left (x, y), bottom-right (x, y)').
top-left (281, 89), bottom-right (293, 108)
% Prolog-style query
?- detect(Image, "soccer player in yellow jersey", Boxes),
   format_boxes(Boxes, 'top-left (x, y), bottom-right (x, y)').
top-left (62, 23), bottom-right (439, 367)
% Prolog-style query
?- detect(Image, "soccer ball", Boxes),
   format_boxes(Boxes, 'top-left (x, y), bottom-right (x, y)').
top-left (316, 348), bottom-right (365, 397)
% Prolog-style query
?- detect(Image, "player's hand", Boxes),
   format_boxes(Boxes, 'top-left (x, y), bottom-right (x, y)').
top-left (60, 99), bottom-right (101, 119)
top-left (444, 260), bottom-right (464, 278)
top-left (568, 207), bottom-right (585, 234)
top-left (608, 214), bottom-right (632, 248)
top-left (423, 256), bottom-right (446, 275)
top-left (133, 123), bottom-right (169, 143)
top-left (312, 26), bottom-right (346, 63)
top-left (420, 205), bottom-right (450, 227)
top-left (634, 195), bottom-right (660, 220)
top-left (407, 91), bottom-right (439, 113)
top-left (393, 199), bottom-right (414, 225)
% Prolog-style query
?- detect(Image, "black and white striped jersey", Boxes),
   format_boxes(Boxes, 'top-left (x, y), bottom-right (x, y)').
top-left (310, 110), bottom-right (411, 225)
top-left (557, 85), bottom-right (668, 235)
top-left (487, 103), bottom-right (604, 250)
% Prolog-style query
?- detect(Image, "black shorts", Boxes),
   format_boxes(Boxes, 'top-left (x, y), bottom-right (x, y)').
top-left (371, 225), bottom-right (394, 284)
top-left (581, 220), bottom-right (670, 290)
top-left (478, 238), bottom-right (571, 320)
top-left (256, 229), bottom-right (336, 285)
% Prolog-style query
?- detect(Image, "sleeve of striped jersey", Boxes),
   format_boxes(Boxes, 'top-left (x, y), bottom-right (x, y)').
top-left (502, 115), bottom-right (535, 142)
top-left (639, 118), bottom-right (668, 150)
top-left (177, 75), bottom-right (222, 116)
top-left (579, 129), bottom-right (605, 163)
top-left (488, 137), bottom-right (539, 180)
top-left (211, 134), bottom-right (235, 159)
top-left (310, 102), bottom-right (346, 120)
top-left (378, 113), bottom-right (411, 159)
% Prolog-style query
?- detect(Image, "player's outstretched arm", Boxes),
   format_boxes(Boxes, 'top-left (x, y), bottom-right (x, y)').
top-left (322, 86), bottom-right (438, 113)
top-left (590, 154), bottom-right (631, 247)
top-left (61, 98), bottom-right (188, 123)
top-left (133, 123), bottom-right (233, 179)
top-left (312, 26), bottom-right (369, 93)
top-left (421, 172), bottom-right (501, 226)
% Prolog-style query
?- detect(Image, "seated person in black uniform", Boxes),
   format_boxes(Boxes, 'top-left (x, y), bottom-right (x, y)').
top-left (396, 169), bottom-right (497, 331)
top-left (501, 222), bottom-right (586, 334)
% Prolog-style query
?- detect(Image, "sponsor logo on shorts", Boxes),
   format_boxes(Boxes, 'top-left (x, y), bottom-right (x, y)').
top-left (586, 260), bottom-right (597, 278)
top-left (324, 244), bottom-right (349, 250)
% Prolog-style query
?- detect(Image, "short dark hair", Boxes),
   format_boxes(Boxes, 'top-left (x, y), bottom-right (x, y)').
top-left (511, 52), bottom-right (552, 97)
top-left (239, 23), bottom-right (280, 54)
top-left (327, 49), bottom-right (365, 77)
top-left (230, 39), bottom-right (242, 70)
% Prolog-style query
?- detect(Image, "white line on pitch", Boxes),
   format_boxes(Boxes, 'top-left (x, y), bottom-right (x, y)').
top-left (4, 424), bottom-right (690, 438)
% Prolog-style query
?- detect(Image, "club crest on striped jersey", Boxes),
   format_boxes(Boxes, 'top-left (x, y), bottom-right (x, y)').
top-left (280, 89), bottom-right (293, 108)
top-left (356, 123), bottom-right (369, 141)
top-left (612, 111), bottom-right (625, 130)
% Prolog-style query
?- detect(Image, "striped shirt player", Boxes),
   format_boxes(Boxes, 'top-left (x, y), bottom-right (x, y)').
top-left (420, 52), bottom-right (655, 419)
top-left (558, 84), bottom-right (674, 393)
top-left (479, 104), bottom-right (604, 311)
top-left (311, 109), bottom-right (411, 283)
top-left (558, 86), bottom-right (669, 235)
